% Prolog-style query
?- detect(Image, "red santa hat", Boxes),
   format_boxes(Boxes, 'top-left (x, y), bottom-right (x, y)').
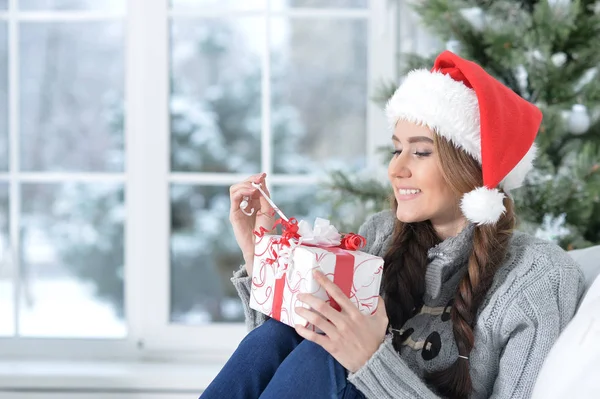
top-left (386, 51), bottom-right (543, 225)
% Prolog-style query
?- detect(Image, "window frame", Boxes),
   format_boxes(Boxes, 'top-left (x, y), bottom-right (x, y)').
top-left (0, 0), bottom-right (399, 361)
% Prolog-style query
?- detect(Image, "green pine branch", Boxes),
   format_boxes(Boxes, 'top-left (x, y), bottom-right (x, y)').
top-left (325, 0), bottom-right (600, 248)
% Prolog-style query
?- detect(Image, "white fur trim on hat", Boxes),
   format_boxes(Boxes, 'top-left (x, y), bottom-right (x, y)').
top-left (386, 69), bottom-right (481, 162)
top-left (500, 143), bottom-right (537, 192)
top-left (460, 187), bottom-right (506, 225)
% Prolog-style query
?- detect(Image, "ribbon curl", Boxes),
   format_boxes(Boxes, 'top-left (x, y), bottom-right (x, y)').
top-left (340, 233), bottom-right (366, 251)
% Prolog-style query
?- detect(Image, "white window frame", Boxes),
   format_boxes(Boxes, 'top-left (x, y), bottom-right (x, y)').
top-left (0, 0), bottom-right (399, 362)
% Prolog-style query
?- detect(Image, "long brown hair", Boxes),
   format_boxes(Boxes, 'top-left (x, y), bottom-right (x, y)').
top-left (382, 134), bottom-right (515, 399)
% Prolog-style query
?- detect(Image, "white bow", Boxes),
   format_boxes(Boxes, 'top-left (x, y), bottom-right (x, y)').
top-left (297, 217), bottom-right (342, 247)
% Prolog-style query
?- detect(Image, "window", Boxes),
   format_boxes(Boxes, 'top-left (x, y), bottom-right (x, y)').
top-left (0, 0), bottom-right (397, 360)
top-left (0, 0), bottom-right (128, 358)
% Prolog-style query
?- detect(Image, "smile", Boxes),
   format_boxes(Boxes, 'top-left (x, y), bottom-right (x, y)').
top-left (398, 188), bottom-right (421, 195)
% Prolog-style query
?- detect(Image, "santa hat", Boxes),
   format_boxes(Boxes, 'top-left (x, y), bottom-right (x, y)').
top-left (386, 51), bottom-right (543, 225)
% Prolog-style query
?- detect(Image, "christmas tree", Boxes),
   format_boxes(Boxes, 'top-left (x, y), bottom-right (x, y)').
top-left (325, 0), bottom-right (600, 249)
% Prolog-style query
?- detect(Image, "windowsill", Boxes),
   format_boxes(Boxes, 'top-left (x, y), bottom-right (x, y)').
top-left (0, 359), bottom-right (224, 393)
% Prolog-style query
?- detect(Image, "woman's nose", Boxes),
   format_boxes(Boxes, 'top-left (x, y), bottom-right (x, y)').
top-left (389, 155), bottom-right (411, 178)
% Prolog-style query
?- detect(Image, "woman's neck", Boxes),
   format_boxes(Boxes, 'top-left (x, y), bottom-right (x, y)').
top-left (432, 217), bottom-right (469, 240)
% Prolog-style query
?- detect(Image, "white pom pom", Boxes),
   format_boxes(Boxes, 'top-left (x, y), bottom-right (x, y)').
top-left (460, 187), bottom-right (506, 225)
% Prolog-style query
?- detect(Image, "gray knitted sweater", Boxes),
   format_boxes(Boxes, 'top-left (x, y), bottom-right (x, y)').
top-left (231, 210), bottom-right (585, 398)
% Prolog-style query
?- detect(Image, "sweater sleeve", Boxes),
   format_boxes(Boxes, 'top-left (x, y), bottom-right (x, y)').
top-left (231, 264), bottom-right (269, 331)
top-left (488, 260), bottom-right (585, 398)
top-left (348, 337), bottom-right (442, 399)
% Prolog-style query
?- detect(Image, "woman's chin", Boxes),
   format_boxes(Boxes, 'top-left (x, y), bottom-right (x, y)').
top-left (395, 209), bottom-right (426, 224)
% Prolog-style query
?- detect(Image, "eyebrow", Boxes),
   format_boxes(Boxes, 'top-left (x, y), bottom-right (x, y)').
top-left (391, 135), bottom-right (434, 144)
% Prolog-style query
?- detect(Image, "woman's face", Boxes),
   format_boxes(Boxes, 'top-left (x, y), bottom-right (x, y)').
top-left (388, 120), bottom-right (466, 236)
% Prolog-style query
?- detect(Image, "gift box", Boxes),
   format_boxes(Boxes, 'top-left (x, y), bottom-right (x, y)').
top-left (248, 218), bottom-right (384, 330)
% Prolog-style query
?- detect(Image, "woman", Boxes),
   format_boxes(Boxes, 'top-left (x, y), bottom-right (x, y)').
top-left (201, 51), bottom-right (585, 399)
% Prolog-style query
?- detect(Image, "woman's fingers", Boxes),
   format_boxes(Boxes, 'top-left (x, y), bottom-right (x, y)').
top-left (229, 173), bottom-right (266, 213)
top-left (297, 292), bottom-right (344, 327)
top-left (294, 306), bottom-right (338, 337)
top-left (229, 185), bottom-right (257, 213)
top-left (312, 270), bottom-right (358, 316)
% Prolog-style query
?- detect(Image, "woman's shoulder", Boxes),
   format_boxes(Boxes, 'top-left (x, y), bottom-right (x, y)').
top-left (504, 231), bottom-right (583, 278)
top-left (482, 231), bottom-right (585, 317)
top-left (358, 209), bottom-right (396, 257)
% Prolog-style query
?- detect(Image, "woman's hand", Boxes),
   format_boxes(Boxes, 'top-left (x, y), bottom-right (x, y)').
top-left (229, 172), bottom-right (275, 275)
top-left (294, 270), bottom-right (388, 373)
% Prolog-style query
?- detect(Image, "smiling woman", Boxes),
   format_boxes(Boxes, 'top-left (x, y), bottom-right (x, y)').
top-left (202, 51), bottom-right (586, 399)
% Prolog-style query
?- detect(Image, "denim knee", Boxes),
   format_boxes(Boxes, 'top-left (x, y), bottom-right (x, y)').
top-left (200, 319), bottom-right (304, 399)
top-left (237, 318), bottom-right (302, 356)
top-left (259, 339), bottom-right (355, 399)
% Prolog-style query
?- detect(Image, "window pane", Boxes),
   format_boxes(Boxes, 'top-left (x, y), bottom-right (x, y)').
top-left (271, 18), bottom-right (368, 174)
top-left (20, 183), bottom-right (125, 338)
top-left (0, 184), bottom-right (11, 336)
top-left (272, 0), bottom-right (368, 10)
top-left (270, 184), bottom-right (333, 223)
top-left (170, 184), bottom-right (244, 324)
top-left (170, 18), bottom-right (263, 174)
top-left (171, 0), bottom-right (265, 11)
top-left (0, 23), bottom-right (7, 171)
top-left (20, 22), bottom-right (124, 172)
top-left (19, 0), bottom-right (125, 12)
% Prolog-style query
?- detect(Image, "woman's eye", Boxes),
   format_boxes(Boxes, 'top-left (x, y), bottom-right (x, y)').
top-left (413, 151), bottom-right (432, 157)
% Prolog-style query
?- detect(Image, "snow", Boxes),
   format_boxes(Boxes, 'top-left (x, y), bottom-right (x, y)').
top-left (0, 277), bottom-right (125, 338)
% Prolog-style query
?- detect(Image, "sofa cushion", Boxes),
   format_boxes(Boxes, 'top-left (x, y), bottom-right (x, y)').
top-left (567, 245), bottom-right (600, 296)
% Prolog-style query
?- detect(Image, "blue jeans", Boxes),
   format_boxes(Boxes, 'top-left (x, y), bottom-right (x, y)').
top-left (200, 318), bottom-right (366, 399)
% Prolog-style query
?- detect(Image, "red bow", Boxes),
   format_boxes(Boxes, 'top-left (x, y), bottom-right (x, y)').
top-left (274, 218), bottom-right (301, 246)
top-left (254, 218), bottom-right (300, 243)
top-left (340, 233), bottom-right (366, 251)
top-left (254, 218), bottom-right (301, 267)
top-left (253, 219), bottom-right (366, 268)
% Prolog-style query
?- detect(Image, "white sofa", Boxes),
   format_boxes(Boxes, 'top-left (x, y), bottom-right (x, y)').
top-left (568, 244), bottom-right (600, 296)
top-left (531, 245), bottom-right (600, 399)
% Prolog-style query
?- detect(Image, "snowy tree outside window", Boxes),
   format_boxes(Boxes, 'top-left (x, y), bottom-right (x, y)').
top-left (0, 0), bottom-right (393, 350)
top-left (169, 0), bottom-right (369, 324)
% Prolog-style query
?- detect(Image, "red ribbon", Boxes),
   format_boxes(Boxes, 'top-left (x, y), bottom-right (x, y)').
top-left (272, 275), bottom-right (287, 320)
top-left (324, 247), bottom-right (355, 311)
top-left (253, 226), bottom-right (271, 238)
top-left (340, 233), bottom-right (366, 251)
top-left (274, 218), bottom-right (301, 246)
top-left (271, 247), bottom-right (355, 319)
top-left (254, 218), bottom-right (365, 252)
